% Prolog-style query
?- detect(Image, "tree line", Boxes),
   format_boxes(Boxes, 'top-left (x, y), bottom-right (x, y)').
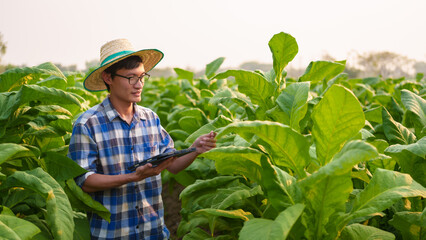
top-left (0, 32), bottom-right (425, 79)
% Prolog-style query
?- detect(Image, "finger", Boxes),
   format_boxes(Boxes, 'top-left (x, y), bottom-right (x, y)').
top-left (136, 163), bottom-right (151, 171)
top-left (202, 136), bottom-right (216, 143)
top-left (202, 138), bottom-right (217, 145)
top-left (202, 141), bottom-right (216, 147)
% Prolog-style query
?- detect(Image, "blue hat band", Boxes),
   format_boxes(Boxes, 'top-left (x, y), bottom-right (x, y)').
top-left (101, 50), bottom-right (135, 66)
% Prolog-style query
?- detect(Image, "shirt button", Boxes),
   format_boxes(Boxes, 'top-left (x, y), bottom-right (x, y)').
top-left (136, 225), bottom-right (139, 229)
top-left (135, 206), bottom-right (139, 209)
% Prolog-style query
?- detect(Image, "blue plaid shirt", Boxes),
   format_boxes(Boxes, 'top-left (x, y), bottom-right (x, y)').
top-left (68, 97), bottom-right (174, 239)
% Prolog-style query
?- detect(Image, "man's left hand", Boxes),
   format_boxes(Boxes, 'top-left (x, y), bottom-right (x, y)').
top-left (192, 131), bottom-right (217, 154)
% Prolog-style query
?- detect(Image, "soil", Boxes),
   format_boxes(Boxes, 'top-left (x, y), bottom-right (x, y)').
top-left (162, 182), bottom-right (185, 240)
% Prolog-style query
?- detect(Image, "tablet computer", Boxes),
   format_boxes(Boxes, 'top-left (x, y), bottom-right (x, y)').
top-left (128, 147), bottom-right (196, 171)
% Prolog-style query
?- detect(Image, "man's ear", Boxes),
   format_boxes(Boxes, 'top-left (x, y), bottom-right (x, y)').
top-left (102, 71), bottom-right (113, 86)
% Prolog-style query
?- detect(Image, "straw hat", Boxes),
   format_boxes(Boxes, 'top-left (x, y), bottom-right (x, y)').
top-left (84, 39), bottom-right (164, 91)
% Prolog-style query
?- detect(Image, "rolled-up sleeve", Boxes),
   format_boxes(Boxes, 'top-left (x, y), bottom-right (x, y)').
top-left (68, 123), bottom-right (98, 187)
top-left (156, 116), bottom-right (174, 154)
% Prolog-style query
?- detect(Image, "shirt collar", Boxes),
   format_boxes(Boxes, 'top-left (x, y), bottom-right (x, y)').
top-left (102, 97), bottom-right (147, 122)
top-left (134, 104), bottom-right (147, 120)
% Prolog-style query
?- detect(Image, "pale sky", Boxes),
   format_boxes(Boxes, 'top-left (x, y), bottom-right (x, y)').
top-left (0, 0), bottom-right (425, 71)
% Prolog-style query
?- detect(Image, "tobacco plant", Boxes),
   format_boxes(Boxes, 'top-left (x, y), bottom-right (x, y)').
top-left (0, 64), bottom-right (109, 239)
top-left (177, 32), bottom-right (426, 240)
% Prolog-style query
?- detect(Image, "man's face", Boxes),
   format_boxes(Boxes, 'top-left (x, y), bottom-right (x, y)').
top-left (108, 63), bottom-right (146, 104)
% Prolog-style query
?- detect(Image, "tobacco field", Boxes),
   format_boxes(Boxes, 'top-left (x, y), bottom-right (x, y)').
top-left (0, 32), bottom-right (425, 239)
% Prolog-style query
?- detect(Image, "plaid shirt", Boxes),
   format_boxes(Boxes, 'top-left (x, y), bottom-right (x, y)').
top-left (68, 97), bottom-right (174, 239)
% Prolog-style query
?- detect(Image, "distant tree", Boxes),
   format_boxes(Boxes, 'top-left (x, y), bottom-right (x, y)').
top-left (150, 67), bottom-right (175, 78)
top-left (348, 51), bottom-right (414, 78)
top-left (84, 59), bottom-right (99, 72)
top-left (0, 33), bottom-right (7, 72)
top-left (0, 33), bottom-right (6, 63)
top-left (414, 61), bottom-right (426, 75)
top-left (320, 52), bottom-right (337, 62)
top-left (239, 61), bottom-right (272, 72)
top-left (53, 63), bottom-right (78, 72)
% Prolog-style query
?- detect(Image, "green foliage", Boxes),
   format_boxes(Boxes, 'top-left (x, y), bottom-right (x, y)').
top-left (311, 85), bottom-right (365, 166)
top-left (239, 204), bottom-right (305, 240)
top-left (268, 32), bottom-right (298, 86)
top-left (174, 32), bottom-right (426, 239)
top-left (0, 65), bottom-right (108, 239)
top-left (1, 31), bottom-right (425, 239)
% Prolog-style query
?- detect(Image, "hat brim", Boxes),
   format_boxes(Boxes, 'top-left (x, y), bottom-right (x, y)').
top-left (84, 49), bottom-right (164, 91)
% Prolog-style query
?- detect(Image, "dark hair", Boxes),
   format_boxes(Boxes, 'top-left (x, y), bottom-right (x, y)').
top-left (103, 55), bottom-right (143, 91)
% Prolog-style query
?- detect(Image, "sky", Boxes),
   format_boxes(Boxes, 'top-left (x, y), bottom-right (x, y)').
top-left (0, 0), bottom-right (425, 71)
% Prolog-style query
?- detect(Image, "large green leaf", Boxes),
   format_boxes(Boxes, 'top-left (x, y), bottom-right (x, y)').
top-left (0, 143), bottom-right (32, 165)
top-left (217, 121), bottom-right (309, 178)
top-left (174, 68), bottom-right (194, 83)
top-left (385, 136), bottom-right (426, 158)
top-left (299, 60), bottom-right (346, 84)
top-left (209, 88), bottom-right (255, 119)
top-left (275, 82), bottom-right (310, 131)
top-left (0, 62), bottom-right (66, 92)
top-left (2, 168), bottom-right (74, 239)
top-left (181, 227), bottom-right (212, 240)
top-left (382, 107), bottom-right (416, 145)
top-left (33, 105), bottom-right (73, 116)
top-left (179, 176), bottom-right (241, 207)
top-left (37, 76), bottom-right (67, 90)
top-left (0, 85), bottom-right (81, 130)
top-left (194, 208), bottom-right (253, 222)
top-left (299, 141), bottom-right (378, 240)
top-left (66, 87), bottom-right (99, 107)
top-left (20, 84), bottom-right (81, 109)
top-left (364, 106), bottom-right (383, 124)
top-left (385, 137), bottom-right (426, 186)
top-left (64, 179), bottom-right (111, 222)
top-left (178, 116), bottom-right (203, 133)
top-left (401, 89), bottom-right (426, 138)
top-left (169, 129), bottom-right (190, 142)
top-left (206, 57), bottom-right (225, 79)
top-left (401, 89), bottom-right (426, 125)
top-left (214, 70), bottom-right (276, 109)
top-left (339, 224), bottom-right (395, 240)
top-left (44, 152), bottom-right (87, 182)
top-left (185, 115), bottom-right (233, 143)
top-left (268, 32), bottom-right (298, 85)
top-left (179, 108), bottom-right (208, 124)
top-left (209, 88), bottom-right (252, 107)
top-left (0, 92), bottom-right (21, 124)
top-left (23, 214), bottom-right (53, 239)
top-left (0, 215), bottom-right (41, 240)
top-left (191, 208), bottom-right (253, 235)
top-left (2, 188), bottom-right (37, 210)
top-left (260, 156), bottom-right (301, 211)
top-left (239, 204), bottom-right (305, 240)
top-left (201, 146), bottom-right (263, 182)
top-left (389, 212), bottom-right (424, 240)
top-left (211, 185), bottom-right (262, 210)
top-left (73, 211), bottom-right (91, 240)
top-left (311, 84), bottom-right (365, 165)
top-left (346, 168), bottom-right (426, 223)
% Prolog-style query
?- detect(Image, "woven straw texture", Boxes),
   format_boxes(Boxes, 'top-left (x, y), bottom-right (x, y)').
top-left (84, 39), bottom-right (163, 91)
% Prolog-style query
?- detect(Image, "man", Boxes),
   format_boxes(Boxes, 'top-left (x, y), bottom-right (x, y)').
top-left (68, 39), bottom-right (216, 239)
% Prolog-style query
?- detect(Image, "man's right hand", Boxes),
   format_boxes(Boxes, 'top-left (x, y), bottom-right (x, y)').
top-left (81, 157), bottom-right (176, 193)
top-left (131, 157), bottom-right (176, 182)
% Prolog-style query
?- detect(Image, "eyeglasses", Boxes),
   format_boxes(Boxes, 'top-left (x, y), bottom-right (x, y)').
top-left (112, 72), bottom-right (150, 85)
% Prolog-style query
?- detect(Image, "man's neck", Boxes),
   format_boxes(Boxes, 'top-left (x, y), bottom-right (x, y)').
top-left (108, 95), bottom-right (134, 124)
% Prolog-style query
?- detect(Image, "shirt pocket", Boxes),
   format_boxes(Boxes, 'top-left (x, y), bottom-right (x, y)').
top-left (130, 143), bottom-right (159, 168)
